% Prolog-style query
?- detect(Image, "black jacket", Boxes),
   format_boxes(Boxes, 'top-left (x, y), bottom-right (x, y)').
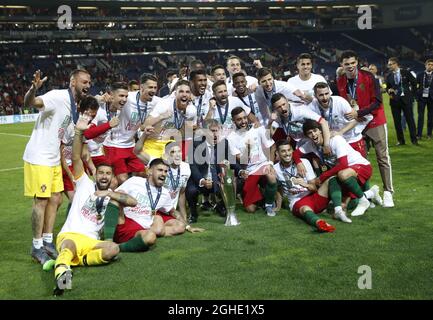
top-left (385, 68), bottom-right (417, 102)
top-left (416, 71), bottom-right (433, 100)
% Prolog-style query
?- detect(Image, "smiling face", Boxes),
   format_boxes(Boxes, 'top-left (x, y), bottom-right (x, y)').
top-left (149, 164), bottom-right (169, 187)
top-left (227, 58), bottom-right (242, 76)
top-left (306, 128), bottom-right (324, 146)
top-left (277, 143), bottom-right (293, 165)
top-left (71, 72), bottom-right (91, 102)
top-left (297, 58), bottom-right (312, 78)
top-left (315, 87), bottom-right (331, 109)
top-left (175, 84), bottom-right (191, 110)
top-left (341, 57), bottom-right (358, 79)
top-left (212, 68), bottom-right (226, 82)
top-left (95, 165), bottom-right (113, 190)
top-left (140, 79), bottom-right (158, 102)
top-left (232, 111), bottom-right (248, 130)
top-left (233, 75), bottom-right (247, 96)
top-left (259, 73), bottom-right (274, 92)
top-left (112, 89), bottom-right (128, 110)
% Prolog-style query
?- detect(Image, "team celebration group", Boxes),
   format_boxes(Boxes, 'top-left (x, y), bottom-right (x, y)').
top-left (24, 50), bottom-right (429, 295)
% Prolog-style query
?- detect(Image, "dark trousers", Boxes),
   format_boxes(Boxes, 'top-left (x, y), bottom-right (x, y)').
top-left (417, 97), bottom-right (433, 137)
top-left (390, 97), bottom-right (417, 143)
top-left (186, 180), bottom-right (222, 218)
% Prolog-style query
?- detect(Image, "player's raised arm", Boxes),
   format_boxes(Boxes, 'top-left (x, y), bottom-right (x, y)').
top-left (72, 113), bottom-right (91, 179)
top-left (24, 70), bottom-right (48, 109)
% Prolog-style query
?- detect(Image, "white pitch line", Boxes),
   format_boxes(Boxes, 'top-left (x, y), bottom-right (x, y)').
top-left (0, 132), bottom-right (30, 138)
top-left (0, 167), bottom-right (23, 172)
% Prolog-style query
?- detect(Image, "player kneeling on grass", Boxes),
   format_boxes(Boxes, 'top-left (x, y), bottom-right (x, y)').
top-left (53, 113), bottom-right (138, 296)
top-left (273, 140), bottom-right (335, 232)
top-left (294, 119), bottom-right (381, 219)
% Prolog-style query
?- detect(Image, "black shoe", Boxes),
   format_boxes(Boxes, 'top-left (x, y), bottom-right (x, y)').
top-left (188, 215), bottom-right (198, 224)
top-left (215, 202), bottom-right (227, 217)
top-left (200, 201), bottom-right (213, 211)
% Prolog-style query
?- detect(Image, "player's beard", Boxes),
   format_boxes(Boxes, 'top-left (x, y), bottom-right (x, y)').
top-left (96, 179), bottom-right (110, 191)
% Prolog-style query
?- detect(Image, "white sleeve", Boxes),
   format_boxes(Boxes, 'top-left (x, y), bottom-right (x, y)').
top-left (149, 101), bottom-right (167, 118)
top-left (39, 90), bottom-right (63, 113)
top-left (298, 140), bottom-right (316, 154)
top-left (298, 108), bottom-right (322, 122)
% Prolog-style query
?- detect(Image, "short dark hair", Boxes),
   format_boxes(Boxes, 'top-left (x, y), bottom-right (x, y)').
top-left (70, 69), bottom-right (90, 79)
top-left (189, 59), bottom-right (205, 72)
top-left (339, 50), bottom-right (358, 63)
top-left (109, 81), bottom-right (129, 92)
top-left (271, 93), bottom-right (286, 107)
top-left (140, 73), bottom-right (158, 85)
top-left (128, 80), bottom-right (139, 88)
top-left (212, 80), bottom-right (226, 92)
top-left (303, 119), bottom-right (322, 135)
top-left (96, 162), bottom-right (113, 171)
top-left (149, 158), bottom-right (169, 168)
top-left (166, 70), bottom-right (177, 79)
top-left (174, 79), bottom-right (190, 90)
top-left (388, 57), bottom-right (400, 66)
top-left (313, 82), bottom-right (330, 94)
top-left (275, 139), bottom-right (292, 151)
top-left (232, 72), bottom-right (246, 82)
top-left (189, 69), bottom-right (207, 81)
top-left (231, 106), bottom-right (246, 119)
top-left (296, 53), bottom-right (313, 64)
top-left (211, 64), bottom-right (225, 75)
top-left (78, 96), bottom-right (99, 113)
top-left (256, 67), bottom-right (273, 80)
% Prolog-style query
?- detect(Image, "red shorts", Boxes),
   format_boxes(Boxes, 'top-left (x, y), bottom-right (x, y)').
top-left (350, 138), bottom-right (367, 158)
top-left (114, 216), bottom-right (148, 243)
top-left (104, 146), bottom-right (145, 176)
top-left (156, 212), bottom-right (176, 223)
top-left (349, 163), bottom-right (372, 186)
top-left (62, 164), bottom-right (74, 192)
top-left (92, 155), bottom-right (109, 167)
top-left (292, 193), bottom-right (329, 217)
top-left (242, 165), bottom-right (270, 208)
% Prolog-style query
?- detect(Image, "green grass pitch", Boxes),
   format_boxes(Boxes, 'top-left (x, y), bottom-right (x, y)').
top-left (1, 96), bottom-right (433, 300)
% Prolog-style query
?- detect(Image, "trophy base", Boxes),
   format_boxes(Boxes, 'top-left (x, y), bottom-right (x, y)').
top-left (225, 212), bottom-right (240, 227)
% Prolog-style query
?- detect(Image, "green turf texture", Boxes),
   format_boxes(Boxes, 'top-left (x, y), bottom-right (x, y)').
top-left (1, 96), bottom-right (433, 300)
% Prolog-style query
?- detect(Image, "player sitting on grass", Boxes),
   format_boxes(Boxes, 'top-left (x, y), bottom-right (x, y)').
top-left (53, 112), bottom-right (138, 296)
top-left (294, 119), bottom-right (381, 219)
top-left (273, 140), bottom-right (336, 233)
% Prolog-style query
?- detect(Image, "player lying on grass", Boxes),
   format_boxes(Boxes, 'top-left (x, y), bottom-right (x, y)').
top-left (293, 119), bottom-right (382, 219)
top-left (52, 112), bottom-right (138, 296)
top-left (273, 140), bottom-right (336, 233)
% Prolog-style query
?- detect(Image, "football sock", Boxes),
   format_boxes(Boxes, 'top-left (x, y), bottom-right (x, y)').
top-left (303, 210), bottom-right (320, 227)
top-left (363, 180), bottom-right (371, 191)
top-left (342, 176), bottom-right (364, 198)
top-left (119, 236), bottom-right (149, 252)
top-left (33, 238), bottom-right (43, 249)
top-left (55, 248), bottom-right (73, 270)
top-left (347, 198), bottom-right (359, 210)
top-left (104, 202), bottom-right (119, 241)
top-left (42, 233), bottom-right (53, 244)
top-left (82, 249), bottom-right (108, 266)
top-left (264, 182), bottom-right (277, 204)
top-left (328, 177), bottom-right (342, 208)
top-left (54, 265), bottom-right (70, 280)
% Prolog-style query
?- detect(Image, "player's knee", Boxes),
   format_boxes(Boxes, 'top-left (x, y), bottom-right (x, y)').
top-left (337, 170), bottom-right (351, 181)
top-left (142, 231), bottom-right (156, 246)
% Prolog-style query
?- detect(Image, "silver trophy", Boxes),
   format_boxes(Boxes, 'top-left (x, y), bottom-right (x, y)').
top-left (220, 160), bottom-right (240, 226)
